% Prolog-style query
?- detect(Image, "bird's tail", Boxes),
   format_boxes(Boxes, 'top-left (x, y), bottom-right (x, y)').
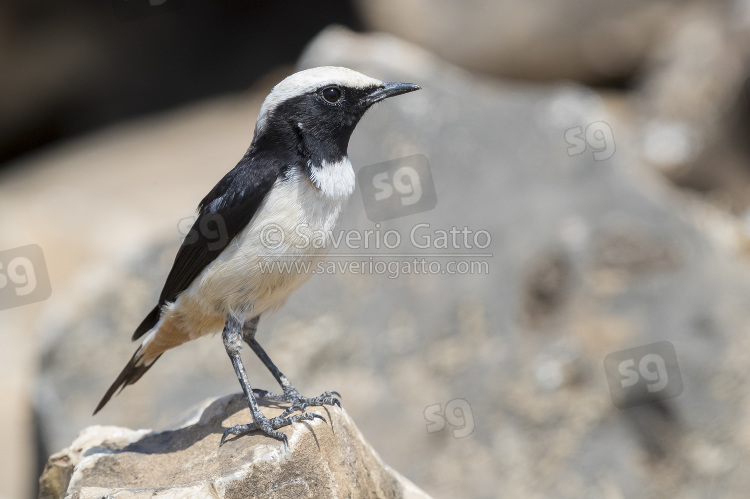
top-left (93, 345), bottom-right (162, 415)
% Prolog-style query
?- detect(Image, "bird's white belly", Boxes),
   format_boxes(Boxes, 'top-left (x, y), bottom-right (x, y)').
top-left (180, 166), bottom-right (352, 330)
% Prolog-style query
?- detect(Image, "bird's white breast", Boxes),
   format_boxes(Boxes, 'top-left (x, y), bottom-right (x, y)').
top-left (178, 158), bottom-right (355, 329)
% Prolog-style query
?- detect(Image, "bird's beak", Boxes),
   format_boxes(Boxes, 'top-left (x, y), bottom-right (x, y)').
top-left (362, 82), bottom-right (421, 106)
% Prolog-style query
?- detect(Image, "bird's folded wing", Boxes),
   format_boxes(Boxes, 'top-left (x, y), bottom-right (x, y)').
top-left (132, 157), bottom-right (284, 340)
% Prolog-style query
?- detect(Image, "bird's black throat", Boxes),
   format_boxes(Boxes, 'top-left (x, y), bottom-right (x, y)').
top-left (249, 85), bottom-right (380, 173)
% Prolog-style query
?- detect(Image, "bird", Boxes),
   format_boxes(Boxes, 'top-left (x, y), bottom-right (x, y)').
top-left (93, 66), bottom-right (421, 446)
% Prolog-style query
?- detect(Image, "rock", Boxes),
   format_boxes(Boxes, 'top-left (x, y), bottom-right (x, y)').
top-left (298, 26), bottom-right (750, 497)
top-left (39, 394), bottom-right (430, 499)
top-left (354, 0), bottom-right (750, 214)
top-left (633, 3), bottom-right (750, 214)
top-left (353, 0), bottom-right (733, 83)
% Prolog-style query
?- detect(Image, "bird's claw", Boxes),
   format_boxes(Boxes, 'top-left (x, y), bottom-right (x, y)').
top-left (220, 412), bottom-right (325, 447)
top-left (252, 388), bottom-right (342, 418)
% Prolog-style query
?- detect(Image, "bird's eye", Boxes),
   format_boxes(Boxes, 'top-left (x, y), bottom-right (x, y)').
top-left (322, 86), bottom-right (342, 103)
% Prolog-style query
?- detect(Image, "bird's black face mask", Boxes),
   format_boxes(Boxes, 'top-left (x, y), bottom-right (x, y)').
top-left (256, 82), bottom-right (420, 167)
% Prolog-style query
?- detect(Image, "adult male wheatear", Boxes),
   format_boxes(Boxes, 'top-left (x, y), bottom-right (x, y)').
top-left (94, 66), bottom-right (420, 445)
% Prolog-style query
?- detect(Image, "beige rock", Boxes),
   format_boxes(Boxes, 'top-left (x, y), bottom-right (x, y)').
top-left (353, 0), bottom-right (730, 83)
top-left (634, 4), bottom-right (750, 214)
top-left (39, 394), bottom-right (430, 499)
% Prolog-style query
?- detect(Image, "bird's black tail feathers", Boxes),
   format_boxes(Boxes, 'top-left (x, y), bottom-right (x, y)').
top-left (93, 347), bottom-right (162, 415)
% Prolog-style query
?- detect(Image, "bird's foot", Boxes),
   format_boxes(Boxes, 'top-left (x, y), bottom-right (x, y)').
top-left (220, 411), bottom-right (324, 447)
top-left (253, 387), bottom-right (341, 418)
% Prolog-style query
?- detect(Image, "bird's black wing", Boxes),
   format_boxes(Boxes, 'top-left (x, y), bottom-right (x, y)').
top-left (132, 156), bottom-right (284, 340)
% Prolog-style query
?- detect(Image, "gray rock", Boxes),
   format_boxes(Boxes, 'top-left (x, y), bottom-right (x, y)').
top-left (353, 0), bottom-right (733, 83)
top-left (39, 394), bottom-right (430, 498)
top-left (633, 3), bottom-right (750, 213)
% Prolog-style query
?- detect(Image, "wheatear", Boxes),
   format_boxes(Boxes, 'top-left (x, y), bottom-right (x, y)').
top-left (94, 66), bottom-right (420, 445)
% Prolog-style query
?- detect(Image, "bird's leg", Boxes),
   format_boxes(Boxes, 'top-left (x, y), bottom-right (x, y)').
top-left (242, 317), bottom-right (341, 418)
top-left (220, 315), bottom-right (324, 446)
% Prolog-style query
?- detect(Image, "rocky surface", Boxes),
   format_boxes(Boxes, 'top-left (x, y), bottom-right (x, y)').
top-left (634, 2), bottom-right (750, 213)
top-left (17, 25), bottom-right (750, 499)
top-left (355, 0), bottom-right (750, 215)
top-left (39, 394), bottom-right (429, 498)
top-left (353, 0), bottom-right (734, 84)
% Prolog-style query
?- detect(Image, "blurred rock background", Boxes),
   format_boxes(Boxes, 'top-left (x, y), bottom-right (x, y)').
top-left (4, 1), bottom-right (750, 498)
